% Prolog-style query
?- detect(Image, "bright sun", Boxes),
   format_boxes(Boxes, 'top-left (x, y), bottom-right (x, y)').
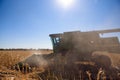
top-left (57, 0), bottom-right (75, 9)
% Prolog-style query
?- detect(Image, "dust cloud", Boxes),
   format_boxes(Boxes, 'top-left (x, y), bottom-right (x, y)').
top-left (23, 52), bottom-right (48, 68)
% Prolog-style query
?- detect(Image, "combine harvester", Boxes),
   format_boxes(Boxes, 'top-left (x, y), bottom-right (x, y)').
top-left (49, 28), bottom-right (120, 67)
top-left (43, 28), bottom-right (120, 80)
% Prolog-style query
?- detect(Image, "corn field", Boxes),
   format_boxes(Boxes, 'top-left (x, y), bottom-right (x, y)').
top-left (0, 50), bottom-right (120, 80)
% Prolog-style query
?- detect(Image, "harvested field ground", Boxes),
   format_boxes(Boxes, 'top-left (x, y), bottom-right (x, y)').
top-left (0, 50), bottom-right (52, 80)
top-left (0, 50), bottom-right (120, 80)
top-left (0, 50), bottom-right (52, 68)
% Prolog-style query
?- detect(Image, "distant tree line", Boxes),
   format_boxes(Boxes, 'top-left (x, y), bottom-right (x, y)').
top-left (0, 48), bottom-right (52, 51)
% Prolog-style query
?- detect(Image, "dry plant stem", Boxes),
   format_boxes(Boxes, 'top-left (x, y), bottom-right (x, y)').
top-left (79, 70), bottom-right (83, 80)
top-left (97, 68), bottom-right (106, 80)
top-left (86, 71), bottom-right (92, 80)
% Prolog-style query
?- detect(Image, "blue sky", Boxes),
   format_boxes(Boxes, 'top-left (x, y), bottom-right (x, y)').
top-left (0, 0), bottom-right (120, 49)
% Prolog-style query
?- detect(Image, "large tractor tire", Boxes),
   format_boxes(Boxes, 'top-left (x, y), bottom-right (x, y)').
top-left (92, 54), bottom-right (111, 69)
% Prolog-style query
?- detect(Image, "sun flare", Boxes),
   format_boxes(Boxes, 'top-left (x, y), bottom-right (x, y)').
top-left (57, 0), bottom-right (75, 9)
